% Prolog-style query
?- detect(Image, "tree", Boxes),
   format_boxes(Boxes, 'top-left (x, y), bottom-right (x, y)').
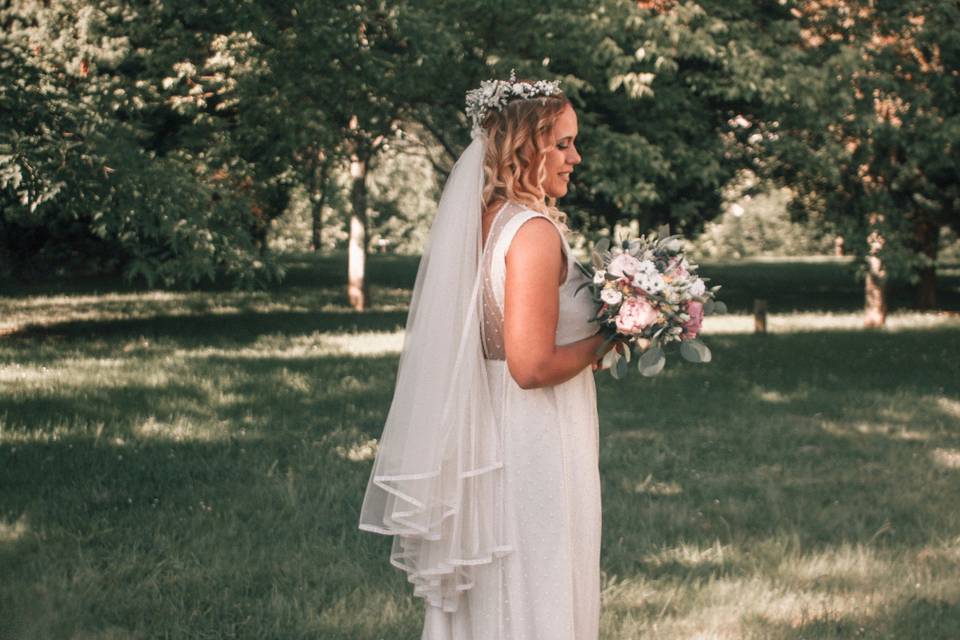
top-left (0, 0), bottom-right (283, 287)
top-left (753, 1), bottom-right (960, 322)
top-left (397, 0), bottom-right (798, 241)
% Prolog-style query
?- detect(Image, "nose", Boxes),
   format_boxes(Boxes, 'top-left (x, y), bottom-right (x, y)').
top-left (568, 146), bottom-right (581, 166)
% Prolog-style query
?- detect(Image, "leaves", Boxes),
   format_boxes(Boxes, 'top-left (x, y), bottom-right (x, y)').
top-left (638, 344), bottom-right (666, 377)
top-left (679, 339), bottom-right (712, 364)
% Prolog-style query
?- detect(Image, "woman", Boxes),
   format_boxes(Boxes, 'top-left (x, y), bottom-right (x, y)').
top-left (359, 74), bottom-right (615, 640)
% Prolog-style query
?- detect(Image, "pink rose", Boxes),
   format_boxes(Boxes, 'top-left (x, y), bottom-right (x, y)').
top-left (608, 253), bottom-right (642, 278)
top-left (668, 256), bottom-right (688, 279)
top-left (683, 300), bottom-right (704, 338)
top-left (615, 296), bottom-right (659, 335)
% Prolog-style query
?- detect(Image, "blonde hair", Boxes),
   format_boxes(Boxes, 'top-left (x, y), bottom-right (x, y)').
top-left (480, 91), bottom-right (571, 230)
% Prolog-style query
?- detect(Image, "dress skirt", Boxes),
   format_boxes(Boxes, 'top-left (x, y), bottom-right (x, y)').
top-left (421, 359), bottom-right (601, 640)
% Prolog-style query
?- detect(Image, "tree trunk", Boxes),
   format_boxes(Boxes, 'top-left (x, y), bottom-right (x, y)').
top-left (864, 253), bottom-right (887, 328)
top-left (914, 219), bottom-right (939, 310)
top-left (347, 147), bottom-right (369, 311)
top-left (864, 217), bottom-right (887, 328)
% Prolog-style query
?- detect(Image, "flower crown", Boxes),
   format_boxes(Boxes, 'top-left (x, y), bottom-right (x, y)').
top-left (465, 70), bottom-right (563, 136)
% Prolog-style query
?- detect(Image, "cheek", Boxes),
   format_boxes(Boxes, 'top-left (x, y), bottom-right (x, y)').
top-left (544, 150), bottom-right (565, 175)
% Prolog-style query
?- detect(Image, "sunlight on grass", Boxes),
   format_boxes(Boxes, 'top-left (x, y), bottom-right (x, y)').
top-left (0, 358), bottom-right (153, 387)
top-left (931, 448), bottom-right (960, 470)
top-left (937, 397), bottom-right (960, 419)
top-left (133, 415), bottom-right (235, 443)
top-left (319, 331), bottom-right (405, 356)
top-left (0, 289), bottom-right (406, 334)
top-left (171, 330), bottom-right (405, 360)
top-left (751, 386), bottom-right (801, 404)
top-left (703, 310), bottom-right (960, 334)
top-left (0, 514), bottom-right (29, 543)
top-left (625, 473), bottom-right (685, 496)
top-left (334, 438), bottom-right (379, 462)
top-left (820, 419), bottom-right (938, 443)
top-left (602, 542), bottom-right (960, 639)
top-left (0, 421), bottom-right (92, 444)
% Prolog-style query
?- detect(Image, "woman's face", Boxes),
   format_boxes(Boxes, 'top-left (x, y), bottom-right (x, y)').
top-left (541, 103), bottom-right (581, 199)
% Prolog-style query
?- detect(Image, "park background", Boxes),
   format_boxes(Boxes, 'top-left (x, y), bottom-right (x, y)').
top-left (2, 1), bottom-right (959, 638)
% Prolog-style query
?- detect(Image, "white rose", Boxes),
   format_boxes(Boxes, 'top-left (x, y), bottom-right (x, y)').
top-left (593, 270), bottom-right (606, 284)
top-left (600, 288), bottom-right (623, 305)
top-left (688, 278), bottom-right (706, 296)
top-left (607, 253), bottom-right (642, 278)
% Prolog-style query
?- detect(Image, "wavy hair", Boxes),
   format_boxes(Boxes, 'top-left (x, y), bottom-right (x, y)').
top-left (480, 90), bottom-right (572, 229)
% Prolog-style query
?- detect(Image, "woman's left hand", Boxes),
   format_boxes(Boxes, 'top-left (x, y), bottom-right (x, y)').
top-left (591, 338), bottom-right (650, 371)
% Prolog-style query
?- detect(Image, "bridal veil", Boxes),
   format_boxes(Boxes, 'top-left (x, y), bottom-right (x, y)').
top-left (358, 133), bottom-right (510, 612)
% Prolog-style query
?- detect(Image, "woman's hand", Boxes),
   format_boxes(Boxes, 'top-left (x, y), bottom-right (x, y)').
top-left (591, 338), bottom-right (623, 372)
top-left (591, 337), bottom-right (651, 372)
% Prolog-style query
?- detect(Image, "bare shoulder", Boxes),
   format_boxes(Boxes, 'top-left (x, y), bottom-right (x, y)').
top-left (505, 215), bottom-right (562, 271)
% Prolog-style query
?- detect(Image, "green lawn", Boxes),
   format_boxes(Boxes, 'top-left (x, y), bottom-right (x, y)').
top-left (1, 253), bottom-right (959, 639)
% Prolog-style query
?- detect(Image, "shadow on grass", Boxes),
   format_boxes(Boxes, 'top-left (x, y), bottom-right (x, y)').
top-left (0, 434), bottom-right (421, 640)
top-left (3, 252), bottom-right (959, 314)
top-left (7, 309), bottom-right (408, 345)
top-left (696, 260), bottom-right (960, 314)
top-left (743, 597), bottom-right (960, 640)
top-left (598, 328), bottom-right (960, 569)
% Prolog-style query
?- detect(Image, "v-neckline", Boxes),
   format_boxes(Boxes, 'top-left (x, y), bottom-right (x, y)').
top-left (481, 201), bottom-right (511, 254)
top-left (482, 201), bottom-right (569, 285)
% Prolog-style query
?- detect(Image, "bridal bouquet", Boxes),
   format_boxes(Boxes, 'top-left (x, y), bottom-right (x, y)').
top-left (576, 225), bottom-right (726, 378)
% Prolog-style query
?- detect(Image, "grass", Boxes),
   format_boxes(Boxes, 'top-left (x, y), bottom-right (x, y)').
top-left (1, 253), bottom-right (959, 639)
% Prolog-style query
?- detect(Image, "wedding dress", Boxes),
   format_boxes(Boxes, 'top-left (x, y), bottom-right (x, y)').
top-left (358, 134), bottom-right (602, 640)
top-left (421, 200), bottom-right (602, 640)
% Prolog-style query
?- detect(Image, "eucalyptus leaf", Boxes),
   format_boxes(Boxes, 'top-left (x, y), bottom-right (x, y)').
top-left (679, 339), bottom-right (712, 363)
top-left (713, 301), bottom-right (728, 314)
top-left (612, 354), bottom-right (629, 379)
top-left (595, 237), bottom-right (610, 254)
top-left (703, 298), bottom-right (716, 315)
top-left (638, 345), bottom-right (665, 377)
top-left (614, 357), bottom-right (627, 380)
top-left (601, 345), bottom-right (620, 369)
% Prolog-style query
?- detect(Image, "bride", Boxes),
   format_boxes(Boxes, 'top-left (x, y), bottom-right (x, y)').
top-left (359, 73), bottom-right (616, 640)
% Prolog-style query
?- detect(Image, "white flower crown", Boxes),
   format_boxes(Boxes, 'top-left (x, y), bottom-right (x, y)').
top-left (465, 70), bottom-right (563, 136)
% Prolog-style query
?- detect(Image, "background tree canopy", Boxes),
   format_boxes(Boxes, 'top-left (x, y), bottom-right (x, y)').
top-left (2, 0), bottom-right (956, 317)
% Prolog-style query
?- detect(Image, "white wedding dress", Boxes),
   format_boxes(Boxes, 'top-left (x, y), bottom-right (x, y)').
top-left (422, 201), bottom-right (602, 640)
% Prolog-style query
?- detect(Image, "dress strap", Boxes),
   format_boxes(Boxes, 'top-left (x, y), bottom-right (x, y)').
top-left (481, 204), bottom-right (570, 361)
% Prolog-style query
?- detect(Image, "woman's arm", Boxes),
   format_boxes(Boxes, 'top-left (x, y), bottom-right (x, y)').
top-left (503, 217), bottom-right (613, 389)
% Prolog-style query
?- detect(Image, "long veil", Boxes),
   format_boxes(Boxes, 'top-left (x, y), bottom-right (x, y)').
top-left (358, 134), bottom-right (510, 612)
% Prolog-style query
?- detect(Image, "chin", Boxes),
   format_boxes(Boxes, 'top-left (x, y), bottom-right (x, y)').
top-left (546, 185), bottom-right (568, 199)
